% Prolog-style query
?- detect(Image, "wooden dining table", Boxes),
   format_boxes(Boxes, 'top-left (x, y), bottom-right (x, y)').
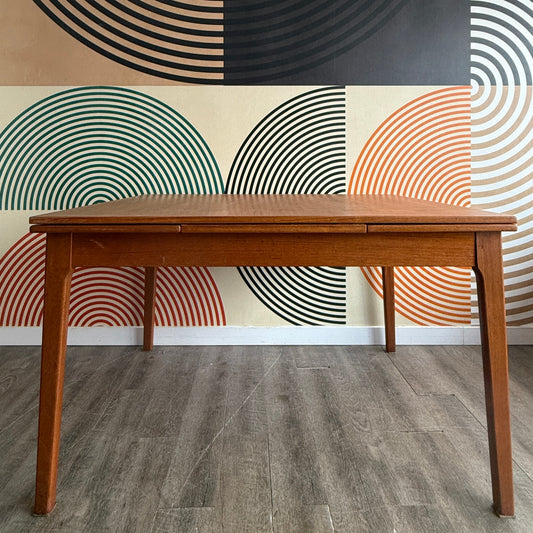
top-left (29, 194), bottom-right (517, 516)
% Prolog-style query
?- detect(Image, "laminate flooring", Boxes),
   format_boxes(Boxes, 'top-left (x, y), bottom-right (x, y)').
top-left (1, 344), bottom-right (533, 532)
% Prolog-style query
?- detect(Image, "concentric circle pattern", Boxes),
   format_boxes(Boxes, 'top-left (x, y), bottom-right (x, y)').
top-left (228, 86), bottom-right (346, 325)
top-left (68, 267), bottom-right (145, 326)
top-left (349, 86), bottom-right (471, 204)
top-left (471, 0), bottom-right (533, 325)
top-left (0, 233), bottom-right (225, 327)
top-left (34, 0), bottom-right (224, 83)
top-left (33, 0), bottom-right (410, 83)
top-left (227, 86), bottom-right (346, 194)
top-left (364, 266), bottom-right (472, 326)
top-left (239, 266), bottom-right (346, 326)
top-left (0, 86), bottom-right (222, 210)
top-left (0, 233), bottom-right (46, 327)
top-left (224, 0), bottom-right (410, 83)
top-left (154, 265), bottom-right (226, 327)
top-left (349, 86), bottom-right (472, 326)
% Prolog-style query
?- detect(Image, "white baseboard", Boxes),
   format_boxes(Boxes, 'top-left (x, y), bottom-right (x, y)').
top-left (0, 326), bottom-right (532, 346)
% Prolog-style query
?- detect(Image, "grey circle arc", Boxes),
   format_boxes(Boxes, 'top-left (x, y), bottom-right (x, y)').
top-left (471, 0), bottom-right (533, 86)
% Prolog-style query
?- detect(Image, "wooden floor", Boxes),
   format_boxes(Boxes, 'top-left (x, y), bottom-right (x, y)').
top-left (1, 344), bottom-right (533, 532)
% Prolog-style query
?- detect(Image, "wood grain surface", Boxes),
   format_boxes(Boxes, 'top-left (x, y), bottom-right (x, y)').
top-left (28, 193), bottom-right (516, 519)
top-left (29, 195), bottom-right (517, 229)
top-left (2, 345), bottom-right (533, 532)
top-left (69, 232), bottom-right (476, 268)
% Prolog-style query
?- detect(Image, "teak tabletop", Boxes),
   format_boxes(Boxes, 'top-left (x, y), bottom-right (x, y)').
top-left (29, 194), bottom-right (517, 518)
top-left (30, 194), bottom-right (517, 227)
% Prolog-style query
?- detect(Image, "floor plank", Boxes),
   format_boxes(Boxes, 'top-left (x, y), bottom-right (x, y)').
top-left (151, 507), bottom-right (216, 533)
top-left (215, 347), bottom-right (277, 533)
top-left (390, 345), bottom-right (533, 480)
top-left (158, 348), bottom-right (230, 509)
top-left (266, 349), bottom-right (331, 533)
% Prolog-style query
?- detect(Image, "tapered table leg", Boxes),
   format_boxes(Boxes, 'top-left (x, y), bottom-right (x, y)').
top-left (382, 266), bottom-right (396, 353)
top-left (34, 234), bottom-right (73, 515)
top-left (143, 267), bottom-right (157, 351)
top-left (474, 232), bottom-right (514, 516)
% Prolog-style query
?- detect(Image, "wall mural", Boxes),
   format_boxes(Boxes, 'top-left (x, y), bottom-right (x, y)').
top-left (0, 232), bottom-right (225, 327)
top-left (227, 86), bottom-right (347, 325)
top-left (470, 0), bottom-right (533, 326)
top-left (0, 1), bottom-right (531, 333)
top-left (31, 0), bottom-right (468, 84)
top-left (350, 86), bottom-right (472, 326)
top-left (0, 86), bottom-right (223, 210)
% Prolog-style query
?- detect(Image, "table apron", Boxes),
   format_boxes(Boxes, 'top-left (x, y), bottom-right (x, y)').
top-left (69, 231), bottom-right (476, 268)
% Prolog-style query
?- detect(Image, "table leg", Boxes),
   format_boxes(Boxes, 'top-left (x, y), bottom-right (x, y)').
top-left (473, 232), bottom-right (514, 516)
top-left (143, 267), bottom-right (157, 351)
top-left (34, 234), bottom-right (73, 515)
top-left (382, 266), bottom-right (396, 353)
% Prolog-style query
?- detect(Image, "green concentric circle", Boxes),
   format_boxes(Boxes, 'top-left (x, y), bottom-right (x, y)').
top-left (0, 87), bottom-right (222, 209)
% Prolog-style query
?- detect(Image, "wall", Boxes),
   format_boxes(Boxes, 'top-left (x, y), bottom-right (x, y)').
top-left (0, 1), bottom-right (531, 344)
